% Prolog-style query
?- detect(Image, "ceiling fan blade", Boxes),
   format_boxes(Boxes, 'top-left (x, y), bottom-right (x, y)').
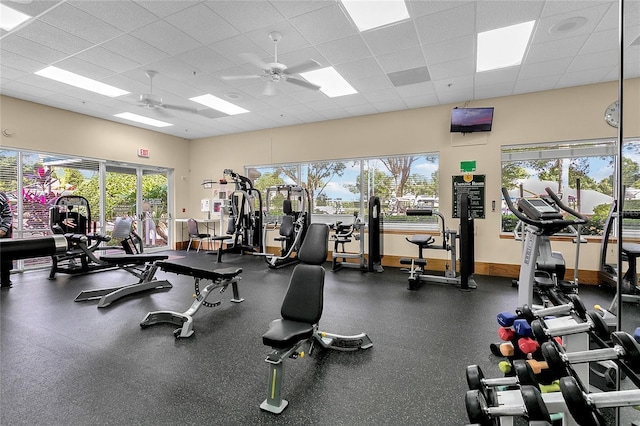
top-left (221, 74), bottom-right (261, 81)
top-left (263, 82), bottom-right (276, 96)
top-left (285, 77), bottom-right (321, 91)
top-left (239, 52), bottom-right (270, 70)
top-left (197, 109), bottom-right (228, 119)
top-left (283, 59), bottom-right (322, 75)
top-left (150, 107), bottom-right (173, 118)
top-left (162, 104), bottom-right (199, 114)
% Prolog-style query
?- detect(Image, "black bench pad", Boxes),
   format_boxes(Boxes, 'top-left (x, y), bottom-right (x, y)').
top-left (622, 243), bottom-right (640, 257)
top-left (100, 254), bottom-right (169, 265)
top-left (407, 235), bottom-right (434, 246)
top-left (156, 261), bottom-right (242, 280)
top-left (262, 319), bottom-right (315, 349)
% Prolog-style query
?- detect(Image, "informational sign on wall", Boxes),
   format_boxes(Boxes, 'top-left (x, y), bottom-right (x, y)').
top-left (452, 174), bottom-right (485, 219)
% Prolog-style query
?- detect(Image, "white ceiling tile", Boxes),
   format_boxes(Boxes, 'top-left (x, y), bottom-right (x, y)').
top-left (130, 20), bottom-right (201, 56)
top-left (136, 1), bottom-right (200, 18)
top-left (316, 34), bottom-right (372, 65)
top-left (568, 50), bottom-right (619, 72)
top-left (208, 35), bottom-right (270, 65)
top-left (526, 34), bottom-right (590, 64)
top-left (475, 68), bottom-right (519, 87)
top-left (402, 94), bottom-right (438, 109)
top-left (408, 1), bottom-right (472, 18)
top-left (350, 75), bottom-right (394, 92)
top-left (373, 98), bottom-right (406, 113)
top-left (394, 81), bottom-right (436, 99)
top-left (475, 82), bottom-right (515, 100)
top-left (519, 58), bottom-right (573, 80)
top-left (427, 57), bottom-right (475, 81)
top-left (335, 57), bottom-right (386, 81)
top-left (474, 1), bottom-right (544, 33)
top-left (432, 74), bottom-right (474, 92)
top-left (415, 3), bottom-right (475, 44)
top-left (535, 3), bottom-right (612, 45)
top-left (435, 87), bottom-right (474, 105)
top-left (422, 35), bottom-right (474, 66)
top-left (69, 0), bottom-right (159, 33)
top-left (513, 75), bottom-right (562, 95)
top-left (362, 88), bottom-right (402, 103)
top-left (102, 34), bottom-right (169, 65)
top-left (270, 1), bottom-right (332, 19)
top-left (75, 46), bottom-right (141, 74)
top-left (52, 57), bottom-right (116, 81)
top-left (177, 47), bottom-right (236, 74)
top-left (0, 41), bottom-right (55, 72)
top-left (165, 3), bottom-right (240, 45)
top-left (343, 104), bottom-right (378, 116)
top-left (378, 46), bottom-right (426, 73)
top-left (362, 21), bottom-right (420, 56)
top-left (13, 21), bottom-right (93, 56)
top-left (581, 28), bottom-right (618, 54)
top-left (288, 3), bottom-right (358, 44)
top-left (556, 66), bottom-right (615, 88)
top-left (40, 2), bottom-right (122, 44)
top-left (209, 1), bottom-right (285, 32)
top-left (245, 22), bottom-right (309, 56)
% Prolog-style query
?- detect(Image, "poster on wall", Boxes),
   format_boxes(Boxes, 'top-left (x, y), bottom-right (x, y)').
top-left (452, 175), bottom-right (485, 219)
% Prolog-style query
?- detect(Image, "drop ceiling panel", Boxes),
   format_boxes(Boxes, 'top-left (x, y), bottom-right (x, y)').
top-left (0, 0), bottom-right (635, 139)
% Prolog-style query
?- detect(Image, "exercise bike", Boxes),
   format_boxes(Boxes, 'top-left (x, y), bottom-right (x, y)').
top-left (502, 187), bottom-right (588, 309)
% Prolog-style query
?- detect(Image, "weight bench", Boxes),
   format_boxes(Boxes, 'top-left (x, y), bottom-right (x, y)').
top-left (140, 261), bottom-right (243, 338)
top-left (260, 223), bottom-right (373, 414)
top-left (74, 253), bottom-right (171, 308)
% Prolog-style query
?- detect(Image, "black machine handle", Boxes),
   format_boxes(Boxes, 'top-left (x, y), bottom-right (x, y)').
top-left (501, 187), bottom-right (588, 228)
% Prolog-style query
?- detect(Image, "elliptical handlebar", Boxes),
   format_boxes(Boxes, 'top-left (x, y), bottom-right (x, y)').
top-left (543, 187), bottom-right (588, 224)
top-left (501, 187), bottom-right (588, 229)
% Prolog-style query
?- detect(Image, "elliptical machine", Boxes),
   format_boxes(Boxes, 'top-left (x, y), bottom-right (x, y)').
top-left (502, 186), bottom-right (588, 309)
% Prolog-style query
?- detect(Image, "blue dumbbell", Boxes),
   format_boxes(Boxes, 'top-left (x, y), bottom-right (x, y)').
top-left (514, 319), bottom-right (533, 337)
top-left (497, 311), bottom-right (518, 327)
top-left (635, 327), bottom-right (639, 344)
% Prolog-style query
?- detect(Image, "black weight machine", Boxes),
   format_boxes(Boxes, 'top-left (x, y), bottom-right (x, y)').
top-left (502, 187), bottom-right (588, 309)
top-left (220, 169), bottom-right (263, 255)
top-left (599, 202), bottom-right (640, 311)
top-left (400, 193), bottom-right (475, 290)
top-left (255, 184), bottom-right (310, 269)
top-left (330, 196), bottom-right (383, 273)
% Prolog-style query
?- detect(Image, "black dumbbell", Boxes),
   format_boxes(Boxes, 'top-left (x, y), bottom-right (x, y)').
top-left (560, 375), bottom-right (640, 426)
top-left (466, 360), bottom-right (540, 405)
top-left (542, 330), bottom-right (640, 380)
top-left (531, 310), bottom-right (610, 344)
top-left (466, 385), bottom-right (551, 426)
top-left (517, 294), bottom-right (587, 323)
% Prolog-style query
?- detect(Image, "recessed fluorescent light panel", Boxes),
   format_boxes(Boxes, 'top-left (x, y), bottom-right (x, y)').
top-left (476, 20), bottom-right (535, 72)
top-left (0, 4), bottom-right (31, 31)
top-left (114, 112), bottom-right (173, 128)
top-left (300, 67), bottom-right (357, 98)
top-left (35, 66), bottom-right (130, 97)
top-left (189, 94), bottom-right (249, 115)
top-left (341, 0), bottom-right (409, 32)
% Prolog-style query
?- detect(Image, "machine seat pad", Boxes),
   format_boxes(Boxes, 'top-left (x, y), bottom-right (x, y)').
top-left (262, 318), bottom-right (315, 349)
top-left (100, 253), bottom-right (168, 265)
top-left (408, 235), bottom-right (435, 246)
top-left (157, 261), bottom-right (242, 280)
top-left (622, 243), bottom-right (640, 257)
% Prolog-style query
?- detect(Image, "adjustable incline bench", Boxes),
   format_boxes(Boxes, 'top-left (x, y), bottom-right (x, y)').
top-left (260, 223), bottom-right (373, 414)
top-left (140, 261), bottom-right (243, 338)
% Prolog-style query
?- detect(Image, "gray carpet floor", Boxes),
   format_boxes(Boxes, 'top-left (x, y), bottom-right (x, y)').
top-left (1, 251), bottom-right (637, 425)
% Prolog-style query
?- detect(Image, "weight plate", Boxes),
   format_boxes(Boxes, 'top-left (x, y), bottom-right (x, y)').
top-left (586, 310), bottom-right (610, 342)
top-left (465, 390), bottom-right (491, 426)
top-left (559, 376), bottom-right (598, 426)
top-left (531, 320), bottom-right (548, 343)
top-left (520, 385), bottom-right (551, 422)
top-left (513, 360), bottom-right (536, 386)
top-left (466, 365), bottom-right (484, 390)
top-left (567, 294), bottom-right (586, 320)
top-left (541, 341), bottom-right (569, 378)
top-left (611, 331), bottom-right (640, 374)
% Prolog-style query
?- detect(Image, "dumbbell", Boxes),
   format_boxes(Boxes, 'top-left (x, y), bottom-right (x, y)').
top-left (466, 361), bottom-right (557, 404)
top-left (530, 310), bottom-right (610, 345)
top-left (466, 385), bottom-right (552, 426)
top-left (541, 331), bottom-right (640, 380)
top-left (497, 294), bottom-right (587, 327)
top-left (635, 327), bottom-right (640, 343)
top-left (560, 375), bottom-right (640, 426)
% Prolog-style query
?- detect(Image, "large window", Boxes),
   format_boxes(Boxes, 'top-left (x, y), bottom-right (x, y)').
top-left (247, 153), bottom-right (439, 226)
top-left (500, 138), bottom-right (640, 235)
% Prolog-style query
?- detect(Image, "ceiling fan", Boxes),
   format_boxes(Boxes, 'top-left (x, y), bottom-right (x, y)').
top-left (222, 31), bottom-right (322, 96)
top-left (136, 70), bottom-right (219, 118)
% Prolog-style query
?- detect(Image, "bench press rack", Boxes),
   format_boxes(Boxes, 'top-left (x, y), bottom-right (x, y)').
top-left (140, 261), bottom-right (243, 338)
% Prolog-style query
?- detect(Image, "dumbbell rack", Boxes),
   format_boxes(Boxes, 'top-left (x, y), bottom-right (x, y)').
top-left (495, 389), bottom-right (578, 426)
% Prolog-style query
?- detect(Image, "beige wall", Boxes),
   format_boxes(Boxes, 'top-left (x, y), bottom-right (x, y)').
top-left (190, 79), bottom-right (639, 279)
top-left (2, 79), bottom-right (639, 279)
top-left (0, 96), bottom-right (191, 243)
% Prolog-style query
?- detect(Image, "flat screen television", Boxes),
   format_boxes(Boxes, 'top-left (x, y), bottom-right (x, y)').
top-left (450, 107), bottom-right (494, 133)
